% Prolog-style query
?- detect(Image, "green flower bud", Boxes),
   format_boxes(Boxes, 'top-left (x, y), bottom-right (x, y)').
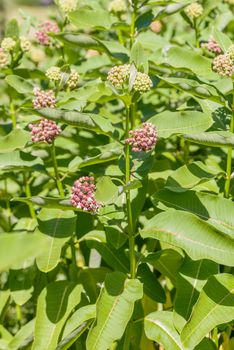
top-left (67, 69), bottom-right (79, 89)
top-left (20, 36), bottom-right (31, 52)
top-left (58, 0), bottom-right (77, 13)
top-left (108, 0), bottom-right (127, 13)
top-left (46, 66), bottom-right (62, 82)
top-left (107, 64), bottom-right (130, 89)
top-left (1, 37), bottom-right (16, 52)
top-left (185, 2), bottom-right (203, 18)
top-left (133, 72), bottom-right (153, 93)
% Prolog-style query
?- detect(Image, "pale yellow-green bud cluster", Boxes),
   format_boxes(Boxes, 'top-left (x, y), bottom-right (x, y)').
top-left (0, 49), bottom-right (10, 67)
top-left (30, 47), bottom-right (46, 63)
top-left (67, 69), bottom-right (79, 88)
top-left (58, 0), bottom-right (77, 13)
top-left (108, 0), bottom-right (127, 13)
top-left (20, 36), bottom-right (31, 52)
top-left (46, 66), bottom-right (62, 82)
top-left (224, 0), bottom-right (234, 4)
top-left (133, 72), bottom-right (153, 93)
top-left (185, 2), bottom-right (203, 18)
top-left (227, 44), bottom-right (234, 60)
top-left (1, 37), bottom-right (16, 52)
top-left (107, 64), bottom-right (130, 89)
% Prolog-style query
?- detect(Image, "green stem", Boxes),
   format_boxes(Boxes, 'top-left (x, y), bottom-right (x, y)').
top-left (224, 84), bottom-right (234, 198)
top-left (51, 141), bottom-right (65, 198)
top-left (23, 173), bottom-right (36, 219)
top-left (130, 2), bottom-right (137, 48)
top-left (10, 101), bottom-right (16, 129)
top-left (4, 178), bottom-right (11, 229)
top-left (16, 304), bottom-right (21, 326)
top-left (125, 105), bottom-right (136, 279)
top-left (194, 19), bottom-right (199, 48)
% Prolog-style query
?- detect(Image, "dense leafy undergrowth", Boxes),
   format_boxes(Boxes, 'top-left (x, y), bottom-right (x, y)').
top-left (0, 0), bottom-right (234, 349)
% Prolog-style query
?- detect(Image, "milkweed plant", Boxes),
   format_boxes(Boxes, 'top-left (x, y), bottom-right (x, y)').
top-left (0, 0), bottom-right (234, 349)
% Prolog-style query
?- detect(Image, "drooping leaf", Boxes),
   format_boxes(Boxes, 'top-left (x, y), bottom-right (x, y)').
top-left (5, 75), bottom-right (33, 94)
top-left (154, 189), bottom-right (234, 238)
top-left (35, 209), bottom-right (76, 272)
top-left (149, 111), bottom-right (213, 138)
top-left (164, 161), bottom-right (219, 192)
top-left (32, 281), bottom-right (82, 350)
top-left (183, 131), bottom-right (234, 148)
top-left (29, 108), bottom-right (115, 136)
top-left (0, 129), bottom-right (30, 153)
top-left (140, 211), bottom-right (234, 266)
top-left (173, 257), bottom-right (218, 332)
top-left (145, 311), bottom-right (184, 350)
top-left (0, 233), bottom-right (46, 272)
top-left (213, 28), bottom-right (232, 52)
top-left (86, 272), bottom-right (143, 350)
top-left (69, 9), bottom-right (114, 30)
top-left (0, 151), bottom-right (44, 172)
top-left (181, 273), bottom-right (234, 348)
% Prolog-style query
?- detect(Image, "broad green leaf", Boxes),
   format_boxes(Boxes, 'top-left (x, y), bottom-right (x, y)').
top-left (54, 33), bottom-right (100, 49)
top-left (82, 231), bottom-right (129, 273)
top-left (173, 257), bottom-right (218, 332)
top-left (0, 233), bottom-right (46, 272)
top-left (158, 76), bottom-right (225, 105)
top-left (181, 274), bottom-right (234, 348)
top-left (130, 41), bottom-right (145, 68)
top-left (165, 161), bottom-right (218, 192)
top-left (95, 176), bottom-right (119, 204)
top-left (36, 209), bottom-right (76, 272)
top-left (0, 151), bottom-right (44, 172)
top-left (145, 311), bottom-right (184, 350)
top-left (30, 108), bottom-right (114, 136)
top-left (69, 9), bottom-right (114, 30)
top-left (0, 129), bottom-right (30, 153)
top-left (12, 197), bottom-right (83, 212)
top-left (78, 268), bottom-right (110, 303)
top-left (140, 211), bottom-right (234, 266)
top-left (149, 111), bottom-right (213, 138)
top-left (105, 226), bottom-right (127, 249)
top-left (32, 281), bottom-right (82, 350)
top-left (86, 272), bottom-right (143, 350)
top-left (9, 265), bottom-right (35, 305)
top-left (62, 305), bottom-right (96, 339)
top-left (56, 320), bottom-right (93, 350)
top-left (150, 46), bottom-right (215, 79)
top-left (142, 249), bottom-right (184, 286)
top-left (213, 28), bottom-right (232, 52)
top-left (137, 264), bottom-right (166, 303)
top-left (5, 75), bottom-right (33, 94)
top-left (0, 290), bottom-right (10, 318)
top-left (8, 319), bottom-right (34, 350)
top-left (184, 131), bottom-right (234, 148)
top-left (154, 189), bottom-right (234, 238)
top-left (5, 19), bottom-right (19, 38)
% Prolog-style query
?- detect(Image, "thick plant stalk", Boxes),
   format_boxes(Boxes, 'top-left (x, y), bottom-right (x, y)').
top-left (50, 141), bottom-right (65, 198)
top-left (125, 104), bottom-right (136, 279)
top-left (23, 173), bottom-right (36, 219)
top-left (224, 84), bottom-right (234, 198)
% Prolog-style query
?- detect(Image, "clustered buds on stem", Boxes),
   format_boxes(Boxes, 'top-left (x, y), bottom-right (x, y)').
top-left (35, 21), bottom-right (59, 46)
top-left (33, 87), bottom-right (56, 109)
top-left (125, 122), bottom-right (157, 152)
top-left (29, 118), bottom-right (61, 143)
top-left (201, 38), bottom-right (222, 54)
top-left (150, 20), bottom-right (163, 33)
top-left (185, 2), bottom-right (203, 18)
top-left (58, 0), bottom-right (77, 13)
top-left (46, 66), bottom-right (62, 82)
top-left (71, 176), bottom-right (101, 213)
top-left (108, 0), bottom-right (127, 13)
top-left (67, 69), bottom-right (79, 88)
top-left (1, 37), bottom-right (16, 52)
top-left (133, 72), bottom-right (153, 93)
top-left (107, 64), bottom-right (130, 89)
top-left (20, 36), bottom-right (31, 52)
top-left (227, 44), bottom-right (234, 60)
top-left (213, 53), bottom-right (234, 77)
top-left (0, 48), bottom-right (9, 67)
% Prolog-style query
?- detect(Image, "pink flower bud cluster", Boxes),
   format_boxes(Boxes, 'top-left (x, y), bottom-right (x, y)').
top-left (35, 21), bottom-right (59, 46)
top-left (201, 38), bottom-right (222, 54)
top-left (29, 118), bottom-right (61, 143)
top-left (213, 54), bottom-right (234, 77)
top-left (33, 87), bottom-right (56, 109)
top-left (150, 20), bottom-right (162, 34)
top-left (125, 122), bottom-right (157, 152)
top-left (71, 176), bottom-right (101, 213)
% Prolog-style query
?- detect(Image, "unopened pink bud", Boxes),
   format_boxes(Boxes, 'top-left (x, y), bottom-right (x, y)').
top-left (125, 122), bottom-right (157, 152)
top-left (71, 176), bottom-right (101, 213)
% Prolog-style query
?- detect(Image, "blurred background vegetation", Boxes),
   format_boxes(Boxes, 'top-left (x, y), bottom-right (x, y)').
top-left (0, 0), bottom-right (54, 38)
